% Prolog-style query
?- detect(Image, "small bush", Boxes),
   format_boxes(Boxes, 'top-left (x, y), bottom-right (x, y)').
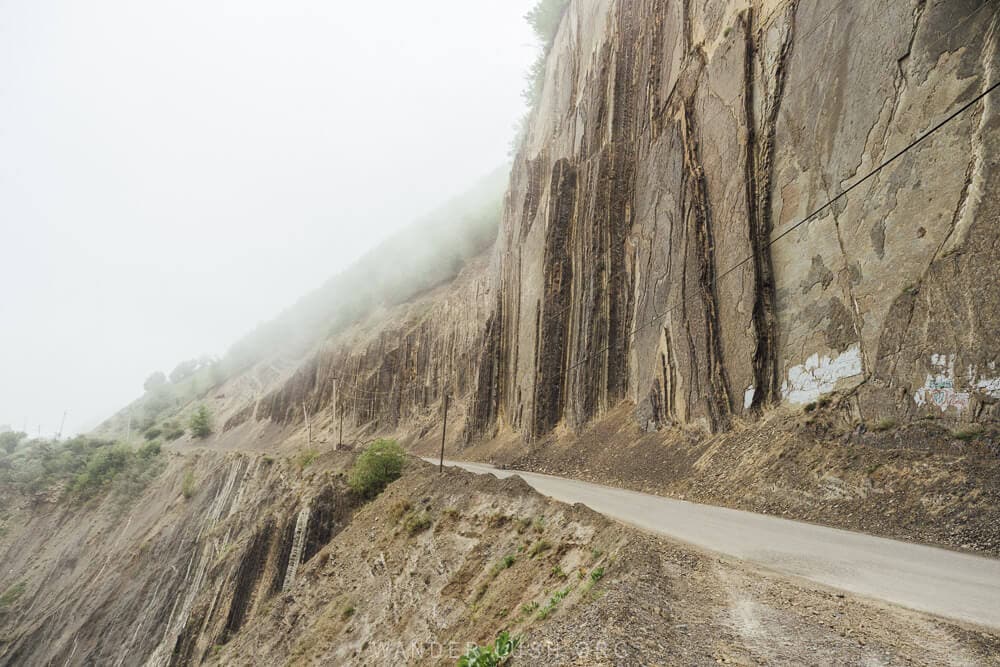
top-left (341, 604), bottom-right (355, 621)
top-left (189, 405), bottom-right (213, 438)
top-left (590, 567), bottom-right (605, 582)
top-left (181, 470), bottom-right (196, 499)
top-left (404, 511), bottom-right (432, 536)
top-left (458, 630), bottom-right (520, 667)
top-left (143, 427), bottom-right (162, 441)
top-left (551, 565), bottom-right (566, 579)
top-left (520, 601), bottom-right (539, 616)
top-left (348, 439), bottom-right (405, 499)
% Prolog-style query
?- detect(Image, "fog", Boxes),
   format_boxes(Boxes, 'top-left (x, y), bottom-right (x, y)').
top-left (0, 0), bottom-right (539, 436)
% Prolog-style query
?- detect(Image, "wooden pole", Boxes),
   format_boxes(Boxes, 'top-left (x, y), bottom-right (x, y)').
top-left (333, 379), bottom-right (339, 451)
top-left (439, 393), bottom-right (449, 473)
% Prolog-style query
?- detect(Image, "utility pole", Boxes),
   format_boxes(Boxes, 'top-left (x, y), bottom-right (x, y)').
top-left (439, 393), bottom-right (449, 473)
top-left (57, 410), bottom-right (67, 441)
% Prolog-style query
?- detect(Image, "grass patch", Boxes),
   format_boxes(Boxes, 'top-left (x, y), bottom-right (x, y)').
top-left (0, 582), bottom-right (26, 608)
top-left (297, 448), bottom-right (319, 470)
top-left (388, 499), bottom-right (412, 522)
top-left (341, 604), bottom-right (355, 621)
top-left (529, 539), bottom-right (552, 558)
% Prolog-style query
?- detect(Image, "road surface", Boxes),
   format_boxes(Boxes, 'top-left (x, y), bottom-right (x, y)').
top-left (427, 458), bottom-right (1000, 630)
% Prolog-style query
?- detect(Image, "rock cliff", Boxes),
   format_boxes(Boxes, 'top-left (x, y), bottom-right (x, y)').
top-left (468, 0), bottom-right (1000, 439)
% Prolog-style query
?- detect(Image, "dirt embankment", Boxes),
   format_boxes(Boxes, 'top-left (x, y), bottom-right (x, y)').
top-left (3, 446), bottom-right (998, 666)
top-left (216, 460), bottom-right (1000, 666)
top-left (447, 399), bottom-right (1000, 558)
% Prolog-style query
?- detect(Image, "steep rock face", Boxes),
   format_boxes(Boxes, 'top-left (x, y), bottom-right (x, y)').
top-left (471, 0), bottom-right (1000, 438)
top-left (246, 259), bottom-right (495, 443)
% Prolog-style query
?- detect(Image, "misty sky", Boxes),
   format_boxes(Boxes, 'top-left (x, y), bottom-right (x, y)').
top-left (1, 0), bottom-right (538, 436)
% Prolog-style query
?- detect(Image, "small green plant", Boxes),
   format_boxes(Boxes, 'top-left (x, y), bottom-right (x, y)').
top-left (0, 582), bottom-right (26, 608)
top-left (590, 548), bottom-right (603, 562)
top-left (181, 470), bottom-right (196, 499)
top-left (532, 516), bottom-right (545, 533)
top-left (297, 448), bottom-right (319, 470)
top-left (590, 566), bottom-right (605, 582)
top-left (872, 418), bottom-right (897, 432)
top-left (347, 439), bottom-right (405, 499)
top-left (457, 630), bottom-right (520, 667)
top-left (499, 554), bottom-right (516, 570)
top-left (551, 565), bottom-right (566, 579)
top-left (537, 587), bottom-right (570, 620)
top-left (515, 517), bottom-right (531, 534)
top-left (143, 427), bottom-right (162, 441)
top-left (404, 511), bottom-right (432, 536)
top-left (189, 405), bottom-right (213, 438)
top-left (520, 601), bottom-right (539, 616)
top-left (341, 604), bottom-right (355, 621)
top-left (953, 425), bottom-right (984, 441)
top-left (529, 539), bottom-right (552, 558)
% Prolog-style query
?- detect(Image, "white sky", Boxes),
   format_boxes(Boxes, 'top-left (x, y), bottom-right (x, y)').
top-left (0, 0), bottom-right (538, 436)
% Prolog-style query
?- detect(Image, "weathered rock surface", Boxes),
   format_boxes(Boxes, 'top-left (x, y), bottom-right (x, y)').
top-left (244, 0), bottom-right (999, 448)
top-left (467, 0), bottom-right (1000, 439)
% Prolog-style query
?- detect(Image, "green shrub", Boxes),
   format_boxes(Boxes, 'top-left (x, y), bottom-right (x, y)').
top-left (143, 427), bottom-right (162, 441)
top-left (347, 439), bottom-right (405, 499)
top-left (953, 425), bottom-right (984, 441)
top-left (403, 511), bottom-right (432, 536)
top-left (189, 405), bottom-right (213, 438)
top-left (590, 567), bottom-right (605, 582)
top-left (457, 630), bottom-right (520, 667)
top-left (164, 427), bottom-right (185, 441)
top-left (181, 470), bottom-right (197, 499)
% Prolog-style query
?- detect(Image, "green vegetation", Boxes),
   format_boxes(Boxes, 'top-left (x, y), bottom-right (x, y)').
top-left (537, 587), bottom-right (571, 620)
top-left (500, 554), bottom-right (517, 570)
top-left (403, 511), bottom-right (432, 536)
top-left (297, 448), bottom-right (319, 471)
top-left (348, 439), bottom-right (405, 499)
top-left (522, 0), bottom-right (571, 108)
top-left (181, 470), bottom-right (197, 499)
top-left (520, 601), bottom-right (539, 616)
top-left (189, 405), bottom-right (213, 439)
top-left (953, 425), bottom-right (984, 441)
top-left (872, 418), bottom-right (897, 432)
top-left (590, 566), bottom-right (605, 582)
top-left (0, 436), bottom-right (165, 504)
top-left (143, 427), bottom-right (162, 441)
top-left (341, 604), bottom-right (356, 621)
top-left (529, 539), bottom-right (552, 558)
top-left (457, 631), bottom-right (520, 667)
top-left (0, 431), bottom-right (26, 455)
top-left (551, 565), bottom-right (566, 579)
top-left (0, 582), bottom-right (26, 608)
